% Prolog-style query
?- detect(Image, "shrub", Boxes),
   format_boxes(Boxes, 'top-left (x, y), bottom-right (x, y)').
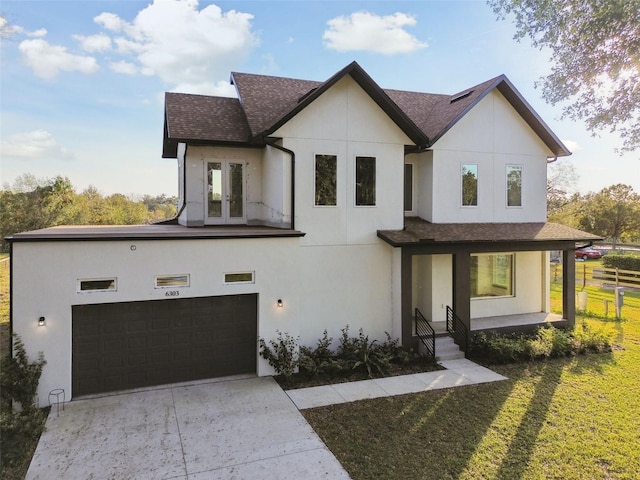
top-left (0, 335), bottom-right (46, 414)
top-left (258, 331), bottom-right (299, 379)
top-left (299, 330), bottom-right (343, 376)
top-left (573, 323), bottom-right (613, 353)
top-left (470, 323), bottom-right (612, 364)
top-left (602, 254), bottom-right (640, 273)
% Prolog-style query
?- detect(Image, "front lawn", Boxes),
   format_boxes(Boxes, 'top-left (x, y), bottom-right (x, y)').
top-left (304, 288), bottom-right (640, 479)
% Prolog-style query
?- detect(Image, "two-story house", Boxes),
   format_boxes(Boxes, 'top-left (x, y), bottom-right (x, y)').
top-left (9, 62), bottom-right (599, 405)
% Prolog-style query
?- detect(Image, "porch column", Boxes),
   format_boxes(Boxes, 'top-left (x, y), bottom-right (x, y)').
top-left (401, 248), bottom-right (417, 349)
top-left (562, 249), bottom-right (576, 327)
top-left (452, 251), bottom-right (471, 330)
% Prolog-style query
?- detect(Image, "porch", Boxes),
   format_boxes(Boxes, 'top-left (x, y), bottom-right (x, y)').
top-left (426, 312), bottom-right (566, 336)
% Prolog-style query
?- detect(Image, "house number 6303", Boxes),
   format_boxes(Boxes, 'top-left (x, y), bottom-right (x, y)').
top-left (165, 290), bottom-right (180, 297)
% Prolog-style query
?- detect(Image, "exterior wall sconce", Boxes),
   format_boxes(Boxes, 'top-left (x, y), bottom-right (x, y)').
top-left (38, 316), bottom-right (46, 327)
top-left (277, 299), bottom-right (283, 308)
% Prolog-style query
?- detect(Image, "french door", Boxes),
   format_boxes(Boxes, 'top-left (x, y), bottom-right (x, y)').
top-left (205, 160), bottom-right (245, 224)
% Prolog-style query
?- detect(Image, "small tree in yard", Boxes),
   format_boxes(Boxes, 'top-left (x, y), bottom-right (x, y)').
top-left (1, 335), bottom-right (46, 413)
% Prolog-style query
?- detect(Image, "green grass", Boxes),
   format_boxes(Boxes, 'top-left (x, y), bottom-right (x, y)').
top-left (304, 285), bottom-right (640, 479)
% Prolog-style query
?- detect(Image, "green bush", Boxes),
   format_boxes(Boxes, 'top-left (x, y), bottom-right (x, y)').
top-left (298, 327), bottom-right (428, 379)
top-left (0, 335), bottom-right (46, 413)
top-left (602, 254), bottom-right (640, 272)
top-left (470, 324), bottom-right (612, 364)
top-left (258, 331), bottom-right (299, 379)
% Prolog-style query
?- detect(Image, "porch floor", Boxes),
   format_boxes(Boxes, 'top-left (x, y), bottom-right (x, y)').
top-left (424, 312), bottom-right (565, 335)
top-left (470, 312), bottom-right (564, 331)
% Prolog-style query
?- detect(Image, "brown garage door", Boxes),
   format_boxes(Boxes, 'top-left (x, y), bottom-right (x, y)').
top-left (72, 294), bottom-right (257, 396)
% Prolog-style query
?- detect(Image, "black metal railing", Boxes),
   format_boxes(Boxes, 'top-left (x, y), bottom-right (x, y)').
top-left (446, 306), bottom-right (468, 355)
top-left (415, 308), bottom-right (435, 360)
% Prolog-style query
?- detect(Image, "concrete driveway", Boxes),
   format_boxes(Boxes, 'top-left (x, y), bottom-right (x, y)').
top-left (26, 376), bottom-right (350, 479)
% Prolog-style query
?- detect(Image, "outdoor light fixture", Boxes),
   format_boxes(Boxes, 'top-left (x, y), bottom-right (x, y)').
top-left (277, 299), bottom-right (283, 308)
top-left (38, 316), bottom-right (46, 327)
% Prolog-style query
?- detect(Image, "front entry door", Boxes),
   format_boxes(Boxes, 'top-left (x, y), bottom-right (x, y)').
top-left (206, 160), bottom-right (245, 224)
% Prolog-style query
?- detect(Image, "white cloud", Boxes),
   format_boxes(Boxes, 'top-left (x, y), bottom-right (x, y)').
top-left (18, 39), bottom-right (99, 79)
top-left (94, 12), bottom-right (129, 33)
top-left (562, 139), bottom-right (583, 152)
top-left (1, 16), bottom-right (45, 39)
top-left (28, 28), bottom-right (47, 38)
top-left (110, 60), bottom-right (138, 75)
top-left (324, 11), bottom-right (427, 54)
top-left (93, 0), bottom-right (258, 94)
top-left (73, 33), bottom-right (112, 52)
top-left (1, 130), bottom-right (74, 161)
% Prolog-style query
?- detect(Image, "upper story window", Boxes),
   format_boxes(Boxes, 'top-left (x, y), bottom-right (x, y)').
top-left (461, 164), bottom-right (478, 206)
top-left (404, 163), bottom-right (413, 212)
top-left (355, 156), bottom-right (376, 206)
top-left (506, 165), bottom-right (523, 207)
top-left (315, 154), bottom-right (337, 206)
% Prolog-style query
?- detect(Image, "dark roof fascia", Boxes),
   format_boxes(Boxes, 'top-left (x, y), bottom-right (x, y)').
top-left (378, 233), bottom-right (592, 249)
top-left (425, 75), bottom-right (504, 148)
top-left (254, 61), bottom-right (429, 146)
top-left (427, 75), bottom-right (571, 157)
top-left (7, 230), bottom-right (305, 243)
top-left (495, 77), bottom-right (571, 157)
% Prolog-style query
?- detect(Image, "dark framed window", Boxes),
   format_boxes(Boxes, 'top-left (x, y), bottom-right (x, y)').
top-left (355, 156), bottom-right (376, 206)
top-left (315, 154), bottom-right (337, 206)
top-left (404, 163), bottom-right (413, 211)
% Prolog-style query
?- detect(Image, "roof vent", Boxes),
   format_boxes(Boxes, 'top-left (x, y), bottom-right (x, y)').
top-left (298, 88), bottom-right (317, 103)
top-left (450, 89), bottom-right (474, 103)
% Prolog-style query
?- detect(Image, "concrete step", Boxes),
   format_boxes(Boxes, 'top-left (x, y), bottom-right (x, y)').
top-left (435, 336), bottom-right (465, 361)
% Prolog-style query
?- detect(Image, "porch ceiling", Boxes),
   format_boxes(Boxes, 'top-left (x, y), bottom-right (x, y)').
top-left (378, 217), bottom-right (602, 247)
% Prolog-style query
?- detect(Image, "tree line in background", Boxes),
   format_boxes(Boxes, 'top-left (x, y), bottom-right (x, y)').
top-left (0, 174), bottom-right (177, 252)
top-left (547, 163), bottom-right (640, 248)
top-left (1, 171), bottom-right (639, 253)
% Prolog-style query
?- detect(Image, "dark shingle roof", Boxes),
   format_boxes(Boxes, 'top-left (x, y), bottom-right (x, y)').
top-left (162, 62), bottom-right (570, 158)
top-left (163, 93), bottom-right (252, 157)
top-left (378, 217), bottom-right (602, 247)
top-left (231, 72), bottom-right (322, 139)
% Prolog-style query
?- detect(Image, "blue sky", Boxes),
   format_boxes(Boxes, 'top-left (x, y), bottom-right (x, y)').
top-left (1, 0), bottom-right (638, 196)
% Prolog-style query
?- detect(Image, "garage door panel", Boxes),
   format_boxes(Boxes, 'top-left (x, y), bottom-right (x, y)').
top-left (72, 294), bottom-right (257, 396)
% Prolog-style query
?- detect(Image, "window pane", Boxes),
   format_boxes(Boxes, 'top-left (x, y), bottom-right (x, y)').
top-left (229, 163), bottom-right (244, 217)
top-left (224, 272), bottom-right (254, 284)
top-left (207, 162), bottom-right (222, 218)
top-left (404, 163), bottom-right (413, 211)
top-left (355, 156), bottom-right (376, 206)
top-left (471, 254), bottom-right (513, 298)
top-left (462, 164), bottom-right (478, 206)
top-left (155, 275), bottom-right (189, 288)
top-left (315, 155), bottom-right (337, 206)
top-left (79, 278), bottom-right (116, 292)
top-left (507, 165), bottom-right (522, 207)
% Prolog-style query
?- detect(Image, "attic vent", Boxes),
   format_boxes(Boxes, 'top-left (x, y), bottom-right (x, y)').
top-left (450, 89), bottom-right (474, 103)
top-left (298, 88), bottom-right (318, 103)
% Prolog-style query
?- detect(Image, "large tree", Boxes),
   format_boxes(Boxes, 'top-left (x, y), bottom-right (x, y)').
top-left (490, 0), bottom-right (640, 153)
top-left (578, 184), bottom-right (640, 247)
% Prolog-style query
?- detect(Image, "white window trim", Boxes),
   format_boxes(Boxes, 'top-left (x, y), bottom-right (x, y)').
top-left (461, 163), bottom-right (479, 208)
top-left (313, 153), bottom-right (338, 208)
top-left (77, 277), bottom-right (117, 293)
top-left (470, 253), bottom-right (516, 300)
top-left (154, 274), bottom-right (190, 289)
top-left (354, 154), bottom-right (377, 207)
top-left (224, 271), bottom-right (255, 285)
top-left (404, 161), bottom-right (416, 216)
top-left (506, 164), bottom-right (523, 208)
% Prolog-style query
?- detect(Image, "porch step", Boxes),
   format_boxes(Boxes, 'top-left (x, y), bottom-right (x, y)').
top-left (429, 321), bottom-right (448, 335)
top-left (434, 336), bottom-right (465, 361)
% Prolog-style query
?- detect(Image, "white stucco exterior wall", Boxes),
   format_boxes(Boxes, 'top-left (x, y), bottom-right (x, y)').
top-left (423, 90), bottom-right (551, 224)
